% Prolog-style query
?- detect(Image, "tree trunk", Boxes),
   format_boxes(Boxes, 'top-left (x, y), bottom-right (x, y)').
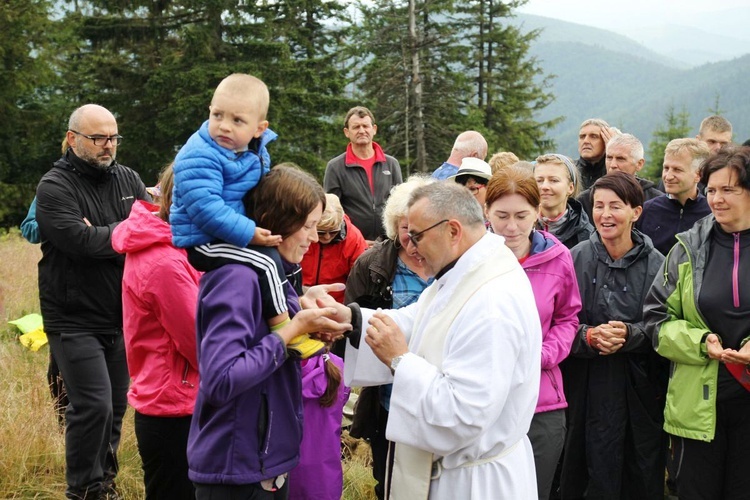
top-left (409, 0), bottom-right (427, 172)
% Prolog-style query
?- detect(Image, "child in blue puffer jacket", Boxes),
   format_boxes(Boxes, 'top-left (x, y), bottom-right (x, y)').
top-left (170, 73), bottom-right (324, 359)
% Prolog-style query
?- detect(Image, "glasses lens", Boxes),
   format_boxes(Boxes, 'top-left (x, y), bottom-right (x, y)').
top-left (93, 136), bottom-right (122, 146)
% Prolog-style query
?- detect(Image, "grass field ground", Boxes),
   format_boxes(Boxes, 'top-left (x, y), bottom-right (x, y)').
top-left (0, 231), bottom-right (375, 499)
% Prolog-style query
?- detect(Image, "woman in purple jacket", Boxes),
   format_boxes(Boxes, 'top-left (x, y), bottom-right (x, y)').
top-left (187, 165), bottom-right (352, 500)
top-left (485, 167), bottom-right (581, 500)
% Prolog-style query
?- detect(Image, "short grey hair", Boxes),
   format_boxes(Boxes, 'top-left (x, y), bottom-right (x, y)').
top-left (453, 131), bottom-right (488, 159)
top-left (607, 133), bottom-right (644, 162)
top-left (580, 118), bottom-right (610, 130)
top-left (381, 175), bottom-right (435, 240)
top-left (407, 182), bottom-right (484, 228)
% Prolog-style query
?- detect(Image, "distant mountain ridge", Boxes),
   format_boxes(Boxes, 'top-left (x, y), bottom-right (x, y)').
top-left (510, 14), bottom-right (750, 160)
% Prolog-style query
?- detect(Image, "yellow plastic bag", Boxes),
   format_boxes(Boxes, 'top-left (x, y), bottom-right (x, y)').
top-left (8, 313), bottom-right (47, 351)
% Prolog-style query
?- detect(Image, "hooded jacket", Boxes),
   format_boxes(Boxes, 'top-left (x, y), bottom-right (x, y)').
top-left (170, 120), bottom-right (278, 248)
top-left (561, 230), bottom-right (667, 498)
top-left (523, 231), bottom-right (581, 413)
top-left (643, 215), bottom-right (750, 442)
top-left (36, 149), bottom-right (148, 334)
top-left (324, 142), bottom-right (402, 241)
top-left (187, 263), bottom-right (303, 485)
top-left (536, 198), bottom-right (594, 250)
top-left (111, 200), bottom-right (202, 417)
top-left (301, 215), bottom-right (368, 303)
top-left (288, 354), bottom-right (350, 500)
top-left (576, 156), bottom-right (606, 192)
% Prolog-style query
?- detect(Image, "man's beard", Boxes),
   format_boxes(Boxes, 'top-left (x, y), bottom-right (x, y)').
top-left (78, 148), bottom-right (116, 169)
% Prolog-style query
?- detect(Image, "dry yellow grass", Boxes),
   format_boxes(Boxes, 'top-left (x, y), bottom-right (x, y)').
top-left (0, 231), bottom-right (376, 499)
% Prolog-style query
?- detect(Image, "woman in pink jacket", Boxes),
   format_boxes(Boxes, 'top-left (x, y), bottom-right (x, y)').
top-left (484, 167), bottom-right (581, 500)
top-left (112, 165), bottom-right (202, 499)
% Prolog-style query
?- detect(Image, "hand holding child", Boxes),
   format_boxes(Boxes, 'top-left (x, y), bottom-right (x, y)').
top-left (251, 227), bottom-right (282, 246)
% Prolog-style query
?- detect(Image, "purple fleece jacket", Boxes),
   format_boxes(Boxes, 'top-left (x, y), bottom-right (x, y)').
top-left (289, 353), bottom-right (350, 500)
top-left (523, 230), bottom-right (581, 413)
top-left (187, 264), bottom-right (303, 485)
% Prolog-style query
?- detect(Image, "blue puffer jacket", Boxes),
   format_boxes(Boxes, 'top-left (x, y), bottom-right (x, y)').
top-left (170, 120), bottom-right (277, 248)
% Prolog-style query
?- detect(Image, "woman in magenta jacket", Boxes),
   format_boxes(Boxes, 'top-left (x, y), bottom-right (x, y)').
top-left (112, 165), bottom-right (202, 499)
top-left (485, 167), bottom-right (581, 500)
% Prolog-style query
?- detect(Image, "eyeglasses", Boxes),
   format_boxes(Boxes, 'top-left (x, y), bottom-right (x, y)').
top-left (467, 185), bottom-right (486, 195)
top-left (407, 219), bottom-right (449, 247)
top-left (69, 130), bottom-right (123, 146)
top-left (317, 229), bottom-right (341, 237)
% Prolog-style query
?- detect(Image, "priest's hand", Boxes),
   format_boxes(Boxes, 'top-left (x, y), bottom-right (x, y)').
top-left (365, 311), bottom-right (408, 367)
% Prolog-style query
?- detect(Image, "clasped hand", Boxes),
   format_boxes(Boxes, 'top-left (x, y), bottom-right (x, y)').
top-left (589, 320), bottom-right (628, 355)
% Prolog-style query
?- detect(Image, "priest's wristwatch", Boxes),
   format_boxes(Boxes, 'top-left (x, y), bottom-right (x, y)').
top-left (390, 354), bottom-right (404, 375)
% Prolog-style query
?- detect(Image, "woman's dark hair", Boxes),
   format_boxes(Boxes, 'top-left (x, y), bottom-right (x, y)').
top-left (699, 146), bottom-right (750, 190)
top-left (590, 171), bottom-right (644, 208)
top-left (246, 163), bottom-right (326, 239)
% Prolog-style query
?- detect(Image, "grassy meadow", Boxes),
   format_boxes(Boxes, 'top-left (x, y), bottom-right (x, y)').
top-left (0, 231), bottom-right (375, 499)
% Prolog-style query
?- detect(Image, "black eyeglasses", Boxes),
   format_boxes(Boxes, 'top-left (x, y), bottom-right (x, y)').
top-left (317, 229), bottom-right (341, 237)
top-left (69, 130), bottom-right (123, 146)
top-left (407, 219), bottom-right (449, 247)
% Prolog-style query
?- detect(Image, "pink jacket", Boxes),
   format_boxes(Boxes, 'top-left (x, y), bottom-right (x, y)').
top-left (523, 230), bottom-right (581, 413)
top-left (112, 200), bottom-right (202, 416)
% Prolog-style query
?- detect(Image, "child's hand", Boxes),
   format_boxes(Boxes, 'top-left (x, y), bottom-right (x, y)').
top-left (251, 227), bottom-right (282, 246)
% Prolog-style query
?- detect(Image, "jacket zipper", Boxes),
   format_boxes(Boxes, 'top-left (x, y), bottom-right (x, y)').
top-left (733, 232), bottom-right (740, 308)
top-left (181, 361), bottom-right (194, 388)
top-left (545, 370), bottom-right (562, 403)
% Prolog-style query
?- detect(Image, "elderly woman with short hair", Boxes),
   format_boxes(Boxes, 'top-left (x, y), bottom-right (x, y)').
top-left (301, 193), bottom-right (368, 303)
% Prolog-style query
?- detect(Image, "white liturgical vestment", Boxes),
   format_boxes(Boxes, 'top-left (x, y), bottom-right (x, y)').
top-left (345, 233), bottom-right (542, 499)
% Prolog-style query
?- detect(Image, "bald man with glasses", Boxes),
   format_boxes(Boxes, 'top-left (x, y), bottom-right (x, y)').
top-left (36, 104), bottom-right (149, 499)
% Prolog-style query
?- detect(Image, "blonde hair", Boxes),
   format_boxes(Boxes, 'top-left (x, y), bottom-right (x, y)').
top-left (156, 164), bottom-right (174, 222)
top-left (535, 154), bottom-right (581, 197)
top-left (212, 73), bottom-right (270, 119)
top-left (318, 193), bottom-right (344, 232)
top-left (381, 175), bottom-right (435, 240)
top-left (488, 151), bottom-right (520, 175)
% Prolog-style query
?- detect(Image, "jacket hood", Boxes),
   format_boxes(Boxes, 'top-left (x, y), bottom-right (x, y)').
top-left (589, 228), bottom-right (655, 269)
top-left (112, 200), bottom-right (172, 254)
top-left (637, 176), bottom-right (657, 191)
top-left (524, 230), bottom-right (566, 267)
top-left (300, 355), bottom-right (329, 399)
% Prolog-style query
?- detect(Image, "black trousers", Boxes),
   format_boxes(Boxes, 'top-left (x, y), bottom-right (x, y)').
top-left (134, 411), bottom-right (194, 500)
top-left (194, 481), bottom-right (289, 500)
top-left (47, 349), bottom-right (69, 427)
top-left (528, 409), bottom-right (566, 500)
top-left (673, 397), bottom-right (750, 500)
top-left (47, 332), bottom-right (129, 499)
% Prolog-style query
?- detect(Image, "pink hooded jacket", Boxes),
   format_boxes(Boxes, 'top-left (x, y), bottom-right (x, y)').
top-left (523, 230), bottom-right (581, 413)
top-left (112, 200), bottom-right (202, 416)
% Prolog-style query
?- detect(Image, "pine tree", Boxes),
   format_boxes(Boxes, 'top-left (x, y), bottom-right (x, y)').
top-left (642, 105), bottom-right (691, 182)
top-left (57, 0), bottom-right (352, 181)
top-left (456, 0), bottom-right (560, 158)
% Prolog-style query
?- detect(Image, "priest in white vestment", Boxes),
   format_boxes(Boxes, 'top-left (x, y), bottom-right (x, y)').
top-left (329, 181), bottom-right (542, 499)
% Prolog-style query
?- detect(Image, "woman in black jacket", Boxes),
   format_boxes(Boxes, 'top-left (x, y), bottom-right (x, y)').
top-left (534, 153), bottom-right (594, 249)
top-left (561, 171), bottom-right (667, 499)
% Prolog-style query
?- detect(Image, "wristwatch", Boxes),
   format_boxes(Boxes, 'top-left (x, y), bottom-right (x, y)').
top-left (390, 354), bottom-right (405, 375)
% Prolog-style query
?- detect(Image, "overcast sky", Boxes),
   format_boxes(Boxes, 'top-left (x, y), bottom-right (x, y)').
top-left (516, 0), bottom-right (748, 35)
